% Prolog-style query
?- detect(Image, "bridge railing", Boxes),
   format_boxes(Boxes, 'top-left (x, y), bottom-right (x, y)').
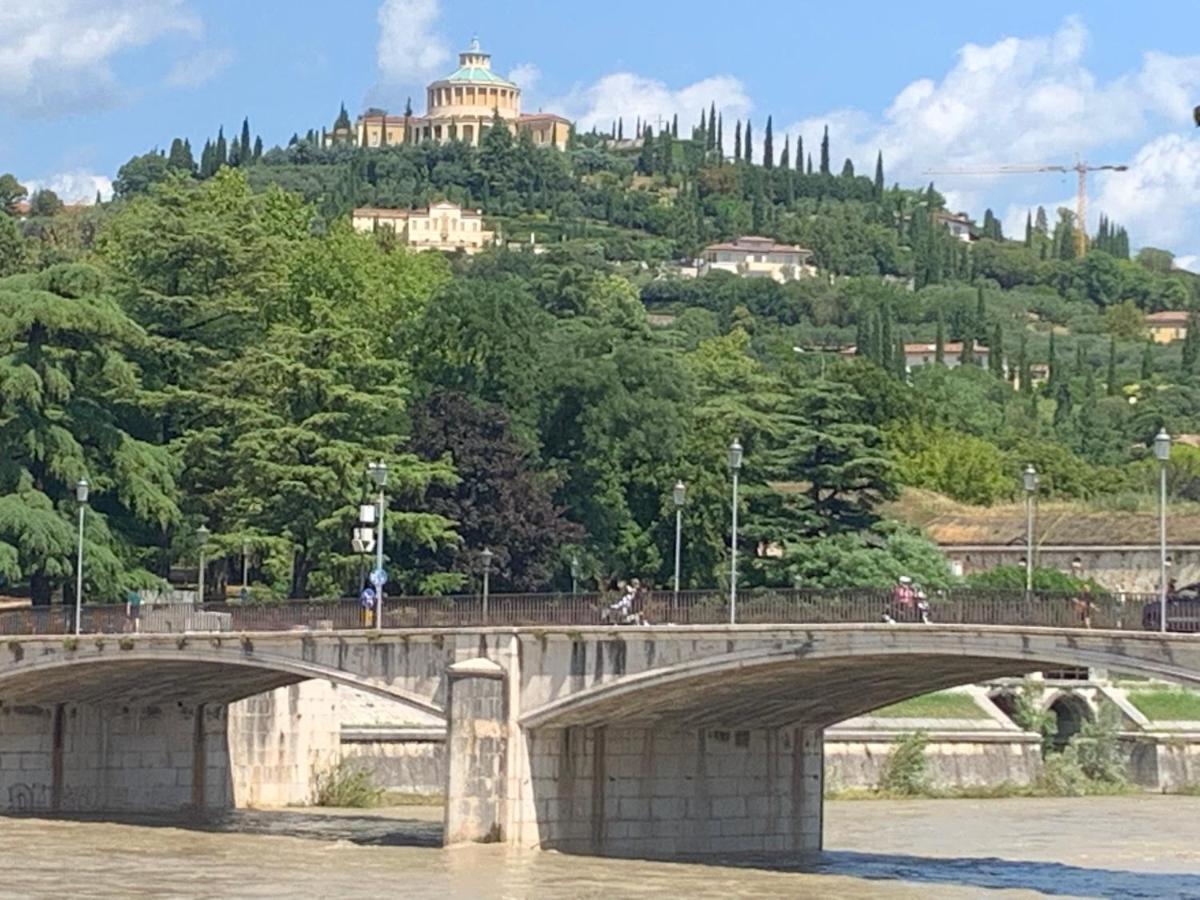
top-left (0, 588), bottom-right (1180, 635)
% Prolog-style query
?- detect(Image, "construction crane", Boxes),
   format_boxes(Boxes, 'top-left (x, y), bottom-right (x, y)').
top-left (924, 161), bottom-right (1129, 257)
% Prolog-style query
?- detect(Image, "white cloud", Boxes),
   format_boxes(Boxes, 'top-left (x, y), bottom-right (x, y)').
top-left (375, 0), bottom-right (450, 85)
top-left (25, 171), bottom-right (113, 204)
top-left (0, 0), bottom-right (202, 116)
top-left (166, 46), bottom-right (233, 89)
top-left (551, 73), bottom-right (751, 143)
top-left (779, 16), bottom-right (1200, 257)
top-left (509, 63), bottom-right (541, 96)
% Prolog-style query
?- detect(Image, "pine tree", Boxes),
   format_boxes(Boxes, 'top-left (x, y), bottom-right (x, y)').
top-left (935, 311), bottom-right (946, 365)
top-left (734, 120), bottom-right (742, 162)
top-left (779, 136), bottom-right (790, 170)
top-left (1106, 338), bottom-right (1119, 396)
top-left (744, 120), bottom-right (753, 163)
top-left (874, 151), bottom-right (884, 197)
top-left (819, 124), bottom-right (830, 175)
top-left (763, 116), bottom-right (774, 168)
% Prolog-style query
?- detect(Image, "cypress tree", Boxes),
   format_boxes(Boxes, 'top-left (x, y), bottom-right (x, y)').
top-left (695, 111), bottom-right (703, 143)
top-left (253, 136), bottom-right (263, 160)
top-left (1074, 343), bottom-right (1086, 378)
top-left (1053, 380), bottom-right (1073, 426)
top-left (671, 113), bottom-right (678, 138)
top-left (874, 151), bottom-right (884, 197)
top-left (819, 124), bottom-right (830, 174)
top-left (734, 120), bottom-right (742, 162)
top-left (960, 333), bottom-right (975, 366)
top-left (879, 305), bottom-right (895, 371)
top-left (763, 116), bottom-right (774, 168)
top-left (717, 114), bottom-right (723, 159)
top-left (779, 136), bottom-right (790, 170)
top-left (989, 323), bottom-right (1005, 377)
top-left (855, 316), bottom-right (869, 356)
top-left (796, 136), bottom-right (804, 172)
top-left (1047, 332), bottom-right (1058, 389)
top-left (1018, 332), bottom-right (1031, 394)
top-left (935, 311), bottom-right (946, 365)
top-left (807, 154), bottom-right (813, 175)
top-left (975, 287), bottom-right (987, 343)
top-left (1024, 211), bottom-right (1033, 247)
top-left (1141, 342), bottom-right (1153, 381)
top-left (841, 158), bottom-right (854, 177)
top-left (744, 120), bottom-right (753, 163)
top-left (241, 118), bottom-right (252, 158)
top-left (894, 335), bottom-right (908, 379)
top-left (708, 103), bottom-right (717, 151)
top-left (227, 136), bottom-right (241, 167)
top-left (1183, 312), bottom-right (1200, 374)
top-left (618, 118), bottom-right (624, 140)
top-left (1106, 338), bottom-right (1119, 395)
top-left (215, 127), bottom-right (227, 168)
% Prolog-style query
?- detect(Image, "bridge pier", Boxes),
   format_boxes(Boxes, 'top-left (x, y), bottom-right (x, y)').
top-left (0, 701), bottom-right (231, 814)
top-left (516, 724), bottom-right (824, 856)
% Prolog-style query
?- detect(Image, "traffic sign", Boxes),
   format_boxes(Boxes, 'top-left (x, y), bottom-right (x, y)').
top-left (369, 568), bottom-right (388, 587)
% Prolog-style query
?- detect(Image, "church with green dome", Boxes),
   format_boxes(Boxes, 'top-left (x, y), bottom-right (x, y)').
top-left (326, 38), bottom-right (570, 151)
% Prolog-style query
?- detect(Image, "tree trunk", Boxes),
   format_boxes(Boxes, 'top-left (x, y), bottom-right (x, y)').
top-left (30, 572), bottom-right (53, 607)
top-left (290, 550), bottom-right (310, 599)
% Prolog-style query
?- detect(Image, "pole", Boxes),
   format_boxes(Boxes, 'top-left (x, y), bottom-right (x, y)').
top-left (730, 469), bottom-right (739, 624)
top-left (197, 546), bottom-right (206, 609)
top-left (375, 486), bottom-right (386, 632)
top-left (673, 507), bottom-right (682, 596)
top-left (483, 566), bottom-right (490, 623)
top-left (242, 540), bottom-right (249, 594)
top-left (1025, 491), bottom-right (1034, 594)
top-left (1160, 461), bottom-right (1168, 634)
top-left (74, 504), bottom-right (85, 635)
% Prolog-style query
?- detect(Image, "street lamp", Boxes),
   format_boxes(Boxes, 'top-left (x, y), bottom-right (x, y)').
top-left (1155, 428), bottom-right (1172, 633)
top-left (480, 548), bottom-right (493, 623)
top-left (368, 461), bottom-right (389, 631)
top-left (728, 439), bottom-right (744, 624)
top-left (74, 478), bottom-right (89, 635)
top-left (1022, 464), bottom-right (1038, 594)
top-left (196, 524), bottom-right (210, 607)
top-left (672, 480), bottom-right (686, 596)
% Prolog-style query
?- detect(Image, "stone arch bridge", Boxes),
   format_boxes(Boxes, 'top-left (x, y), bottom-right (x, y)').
top-left (0, 625), bottom-right (1196, 856)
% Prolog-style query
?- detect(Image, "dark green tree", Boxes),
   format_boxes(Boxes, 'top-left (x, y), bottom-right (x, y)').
top-left (935, 311), bottom-right (946, 365)
top-left (744, 119), bottom-right (753, 164)
top-left (819, 125), bottom-right (830, 175)
top-left (874, 151), bottom-right (885, 197)
top-left (988, 323), bottom-right (1005, 377)
top-left (763, 116), bottom-right (774, 168)
top-left (1106, 338), bottom-right (1118, 396)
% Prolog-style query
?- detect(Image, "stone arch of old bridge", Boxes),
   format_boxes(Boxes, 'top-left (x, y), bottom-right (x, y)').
top-left (442, 625), bottom-right (1200, 857)
top-left (0, 634), bottom-right (447, 817)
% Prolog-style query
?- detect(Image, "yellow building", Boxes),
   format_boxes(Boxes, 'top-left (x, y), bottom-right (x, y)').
top-left (351, 201), bottom-right (495, 254)
top-left (328, 39), bottom-right (571, 151)
top-left (699, 236), bottom-right (816, 283)
top-left (1147, 310), bottom-right (1190, 344)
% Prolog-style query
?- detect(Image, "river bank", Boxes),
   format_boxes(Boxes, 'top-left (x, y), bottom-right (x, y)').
top-left (0, 796), bottom-right (1197, 898)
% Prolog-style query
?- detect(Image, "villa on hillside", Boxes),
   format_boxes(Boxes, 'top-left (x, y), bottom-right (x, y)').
top-left (326, 38), bottom-right (571, 151)
top-left (934, 210), bottom-right (975, 242)
top-left (351, 201), bottom-right (494, 254)
top-left (1147, 310), bottom-right (1190, 344)
top-left (698, 236), bottom-right (816, 283)
top-left (838, 342), bottom-right (991, 372)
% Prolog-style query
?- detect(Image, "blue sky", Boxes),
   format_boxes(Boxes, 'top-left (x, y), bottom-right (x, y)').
top-left (4, 1), bottom-right (1200, 263)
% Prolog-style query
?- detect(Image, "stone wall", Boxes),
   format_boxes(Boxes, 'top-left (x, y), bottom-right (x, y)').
top-left (519, 725), bottom-right (824, 856)
top-left (341, 738), bottom-right (444, 795)
top-left (227, 681), bottom-right (341, 808)
top-left (825, 732), bottom-right (1042, 789)
top-left (947, 547), bottom-right (1200, 593)
top-left (0, 702), bottom-right (230, 813)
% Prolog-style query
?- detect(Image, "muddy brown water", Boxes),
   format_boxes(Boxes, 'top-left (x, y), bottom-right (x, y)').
top-left (0, 796), bottom-right (1197, 898)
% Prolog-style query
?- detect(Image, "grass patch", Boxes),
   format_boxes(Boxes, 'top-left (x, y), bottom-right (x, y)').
top-left (871, 692), bottom-right (988, 719)
top-left (380, 791), bottom-right (444, 806)
top-left (1128, 689), bottom-right (1200, 721)
top-left (828, 781), bottom-right (1141, 801)
top-left (312, 761), bottom-right (384, 808)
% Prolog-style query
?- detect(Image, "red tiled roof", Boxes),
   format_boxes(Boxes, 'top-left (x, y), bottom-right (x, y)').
top-left (704, 236), bottom-right (811, 254)
top-left (519, 112), bottom-right (571, 123)
top-left (1147, 310), bottom-right (1190, 324)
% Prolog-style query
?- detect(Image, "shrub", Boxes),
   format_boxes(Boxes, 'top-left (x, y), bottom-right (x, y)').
top-left (312, 760), bottom-right (384, 808)
top-left (877, 732), bottom-right (929, 795)
top-left (1073, 705), bottom-right (1128, 786)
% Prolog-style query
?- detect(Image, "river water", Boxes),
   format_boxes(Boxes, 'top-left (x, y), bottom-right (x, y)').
top-left (0, 797), bottom-right (1196, 898)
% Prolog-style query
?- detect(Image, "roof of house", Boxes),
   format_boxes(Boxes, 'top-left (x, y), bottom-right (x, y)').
top-left (1146, 310), bottom-right (1190, 324)
top-left (353, 203), bottom-right (484, 218)
top-left (432, 65), bottom-right (516, 87)
top-left (704, 236), bottom-right (811, 254)
top-left (904, 341), bottom-right (990, 354)
top-left (519, 112), bottom-right (571, 124)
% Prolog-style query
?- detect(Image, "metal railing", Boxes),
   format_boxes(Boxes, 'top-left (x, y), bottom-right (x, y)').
top-left (0, 588), bottom-right (1193, 635)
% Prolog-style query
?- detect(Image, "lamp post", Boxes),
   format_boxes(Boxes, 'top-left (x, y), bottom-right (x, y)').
top-left (196, 524), bottom-right (210, 608)
top-left (481, 548), bottom-right (493, 623)
top-left (1022, 464), bottom-right (1038, 594)
top-left (368, 461), bottom-right (389, 631)
top-left (570, 553), bottom-right (580, 597)
top-left (241, 539), bottom-right (250, 599)
top-left (672, 480), bottom-right (686, 597)
top-left (74, 478), bottom-right (89, 635)
top-left (728, 439), bottom-right (743, 624)
top-left (1155, 429), bottom-right (1172, 633)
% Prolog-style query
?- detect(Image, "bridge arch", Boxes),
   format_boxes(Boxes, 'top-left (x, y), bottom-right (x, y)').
top-left (0, 646), bottom-right (445, 719)
top-left (521, 627), bottom-right (1200, 730)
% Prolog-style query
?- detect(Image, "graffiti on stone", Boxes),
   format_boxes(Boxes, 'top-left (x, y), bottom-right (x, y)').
top-left (5, 783), bottom-right (115, 812)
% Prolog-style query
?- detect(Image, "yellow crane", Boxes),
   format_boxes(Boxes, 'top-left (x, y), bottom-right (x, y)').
top-left (924, 161), bottom-right (1129, 257)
